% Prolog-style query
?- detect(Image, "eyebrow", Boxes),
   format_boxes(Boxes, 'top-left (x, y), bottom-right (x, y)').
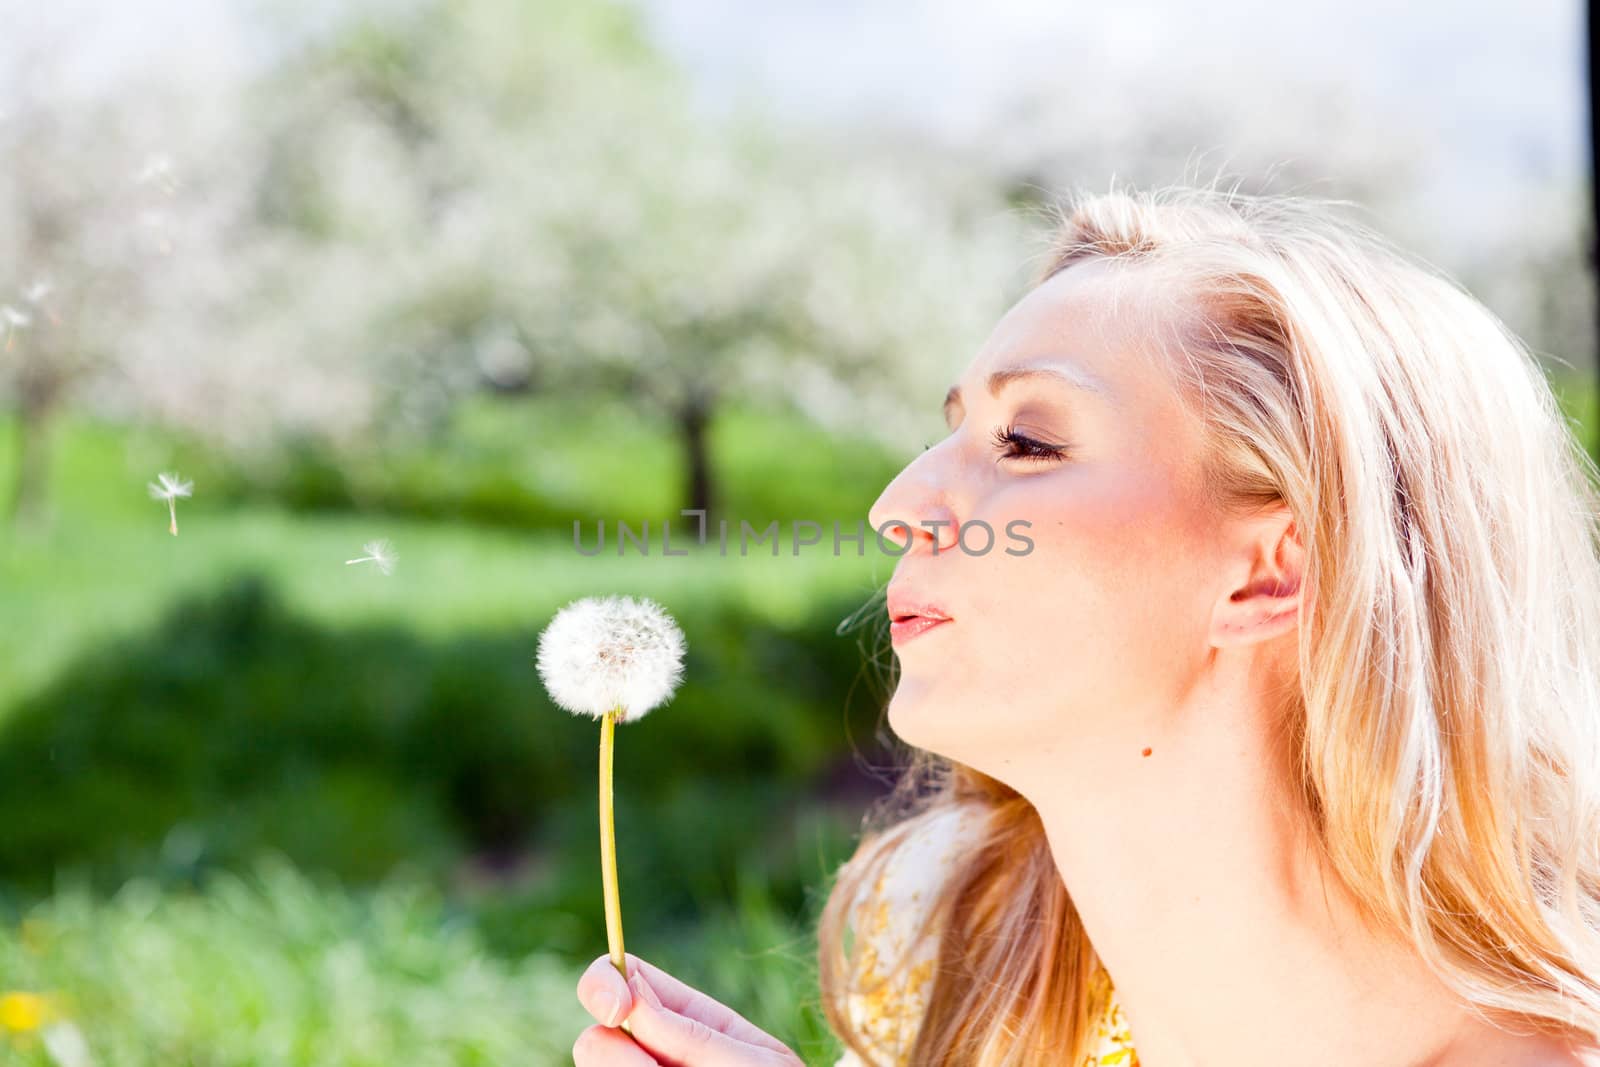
top-left (942, 361), bottom-right (1111, 428)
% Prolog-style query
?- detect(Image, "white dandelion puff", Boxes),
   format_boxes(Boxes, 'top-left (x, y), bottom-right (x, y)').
top-left (345, 538), bottom-right (398, 575)
top-left (147, 471), bottom-right (193, 536)
top-left (536, 594), bottom-right (687, 998)
top-left (536, 594), bottom-right (686, 723)
top-left (22, 280), bottom-right (51, 305)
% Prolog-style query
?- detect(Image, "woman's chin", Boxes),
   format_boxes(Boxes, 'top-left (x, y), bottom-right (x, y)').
top-left (886, 686), bottom-right (964, 750)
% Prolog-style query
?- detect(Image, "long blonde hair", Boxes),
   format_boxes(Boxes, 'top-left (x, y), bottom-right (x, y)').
top-left (817, 179), bottom-right (1600, 1064)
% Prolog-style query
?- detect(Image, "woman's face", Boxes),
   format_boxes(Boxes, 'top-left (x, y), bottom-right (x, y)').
top-left (867, 259), bottom-right (1235, 778)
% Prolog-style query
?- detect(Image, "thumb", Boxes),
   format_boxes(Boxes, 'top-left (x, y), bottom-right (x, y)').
top-left (624, 972), bottom-right (771, 1067)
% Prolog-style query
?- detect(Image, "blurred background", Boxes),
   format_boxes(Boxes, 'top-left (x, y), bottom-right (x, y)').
top-left (0, 0), bottom-right (1592, 1063)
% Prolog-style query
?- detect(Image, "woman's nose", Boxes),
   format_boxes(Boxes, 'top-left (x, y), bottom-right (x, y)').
top-left (869, 466), bottom-right (961, 555)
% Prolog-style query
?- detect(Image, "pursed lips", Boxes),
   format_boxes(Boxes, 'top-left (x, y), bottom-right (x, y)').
top-left (886, 588), bottom-right (952, 645)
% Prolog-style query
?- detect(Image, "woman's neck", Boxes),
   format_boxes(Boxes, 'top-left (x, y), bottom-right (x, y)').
top-left (1003, 664), bottom-right (1590, 1066)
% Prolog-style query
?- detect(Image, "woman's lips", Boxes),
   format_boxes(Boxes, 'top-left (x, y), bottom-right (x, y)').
top-left (886, 585), bottom-right (951, 646)
top-left (890, 616), bottom-right (952, 645)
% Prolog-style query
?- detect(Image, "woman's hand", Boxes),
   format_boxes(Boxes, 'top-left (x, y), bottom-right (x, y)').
top-left (573, 952), bottom-right (805, 1066)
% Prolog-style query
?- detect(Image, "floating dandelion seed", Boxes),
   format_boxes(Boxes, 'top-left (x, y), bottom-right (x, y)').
top-left (1, 304), bottom-right (29, 352)
top-left (147, 471), bottom-right (193, 536)
top-left (536, 595), bottom-right (686, 1012)
top-left (21, 281), bottom-right (59, 326)
top-left (345, 538), bottom-right (398, 575)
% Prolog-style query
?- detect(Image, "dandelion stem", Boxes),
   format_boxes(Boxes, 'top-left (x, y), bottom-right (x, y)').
top-left (599, 704), bottom-right (636, 1035)
top-left (168, 498), bottom-right (178, 536)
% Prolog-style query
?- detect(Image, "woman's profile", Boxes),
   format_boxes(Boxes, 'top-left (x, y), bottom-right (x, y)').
top-left (573, 179), bottom-right (1600, 1066)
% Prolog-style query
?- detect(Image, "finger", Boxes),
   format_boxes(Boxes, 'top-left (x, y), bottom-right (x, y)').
top-left (623, 971), bottom-right (791, 1067)
top-left (578, 956), bottom-right (635, 1028)
top-left (572, 1023), bottom-right (660, 1066)
top-left (619, 954), bottom-right (794, 1056)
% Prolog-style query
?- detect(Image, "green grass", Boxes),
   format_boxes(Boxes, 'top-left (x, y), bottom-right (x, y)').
top-left (124, 390), bottom-right (912, 540)
top-left (0, 851), bottom-right (851, 1066)
top-left (0, 443), bottom-right (899, 910)
top-left (0, 854), bottom-right (599, 1066)
top-left (0, 402), bottom-right (905, 932)
top-left (0, 396), bottom-right (907, 714)
top-left (0, 397), bottom-right (899, 1065)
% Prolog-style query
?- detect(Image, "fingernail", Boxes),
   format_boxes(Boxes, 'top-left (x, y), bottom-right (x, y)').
top-left (629, 973), bottom-right (660, 1010)
top-left (595, 989), bottom-right (620, 1027)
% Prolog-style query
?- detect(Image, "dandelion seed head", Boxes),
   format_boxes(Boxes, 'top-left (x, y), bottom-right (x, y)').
top-left (147, 471), bottom-right (193, 500)
top-left (1, 305), bottom-right (30, 328)
top-left (21, 281), bottom-right (51, 305)
top-left (536, 595), bottom-right (686, 722)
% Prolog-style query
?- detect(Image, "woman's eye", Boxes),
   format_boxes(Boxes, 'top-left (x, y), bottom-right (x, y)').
top-left (990, 423), bottom-right (1068, 463)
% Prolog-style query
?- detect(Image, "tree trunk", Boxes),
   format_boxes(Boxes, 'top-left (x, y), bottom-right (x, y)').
top-left (9, 396), bottom-right (54, 533)
top-left (676, 394), bottom-right (718, 527)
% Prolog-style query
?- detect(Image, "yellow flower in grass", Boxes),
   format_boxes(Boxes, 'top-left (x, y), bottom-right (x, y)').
top-left (0, 991), bottom-right (54, 1033)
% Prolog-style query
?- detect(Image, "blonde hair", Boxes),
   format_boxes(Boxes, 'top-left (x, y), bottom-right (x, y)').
top-left (817, 178), bottom-right (1600, 1064)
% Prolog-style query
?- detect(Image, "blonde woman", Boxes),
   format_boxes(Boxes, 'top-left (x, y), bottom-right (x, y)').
top-left (572, 181), bottom-right (1600, 1066)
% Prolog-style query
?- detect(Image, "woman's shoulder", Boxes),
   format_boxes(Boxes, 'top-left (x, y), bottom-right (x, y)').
top-left (851, 802), bottom-right (989, 958)
top-left (829, 802), bottom-right (1142, 1066)
top-left (832, 802), bottom-right (987, 1067)
top-left (865, 802), bottom-right (987, 902)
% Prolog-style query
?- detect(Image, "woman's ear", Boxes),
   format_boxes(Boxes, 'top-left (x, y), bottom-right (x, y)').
top-left (1209, 504), bottom-right (1305, 648)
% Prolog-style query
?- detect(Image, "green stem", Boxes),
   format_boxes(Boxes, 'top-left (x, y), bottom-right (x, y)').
top-left (600, 706), bottom-right (634, 1035)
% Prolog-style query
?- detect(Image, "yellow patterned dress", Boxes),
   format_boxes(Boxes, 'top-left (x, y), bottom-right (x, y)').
top-left (833, 805), bottom-right (1139, 1067)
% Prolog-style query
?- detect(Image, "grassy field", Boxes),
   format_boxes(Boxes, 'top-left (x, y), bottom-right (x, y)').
top-left (0, 394), bottom-right (907, 711)
top-left (0, 393), bottom-right (915, 1065)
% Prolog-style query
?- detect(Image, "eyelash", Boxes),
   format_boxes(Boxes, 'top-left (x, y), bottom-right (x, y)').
top-left (990, 422), bottom-right (1067, 463)
top-left (922, 425), bottom-right (1070, 462)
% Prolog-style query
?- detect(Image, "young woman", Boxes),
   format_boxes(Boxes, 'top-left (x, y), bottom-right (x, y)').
top-left (572, 182), bottom-right (1600, 1066)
